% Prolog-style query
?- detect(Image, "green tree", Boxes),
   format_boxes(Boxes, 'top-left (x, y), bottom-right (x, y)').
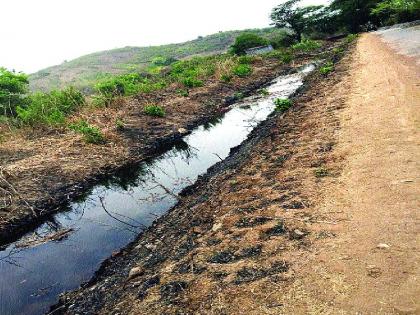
top-left (371, 0), bottom-right (420, 25)
top-left (230, 33), bottom-right (269, 55)
top-left (330, 0), bottom-right (380, 32)
top-left (0, 68), bottom-right (29, 116)
top-left (270, 0), bottom-right (326, 41)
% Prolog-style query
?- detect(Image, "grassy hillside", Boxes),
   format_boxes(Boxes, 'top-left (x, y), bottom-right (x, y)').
top-left (29, 28), bottom-right (285, 92)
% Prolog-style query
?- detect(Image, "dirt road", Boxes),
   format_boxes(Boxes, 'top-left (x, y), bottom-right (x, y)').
top-left (56, 32), bottom-right (419, 314)
top-left (289, 33), bottom-right (420, 314)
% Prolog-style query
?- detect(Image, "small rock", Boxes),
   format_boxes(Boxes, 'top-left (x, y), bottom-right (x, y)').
top-left (212, 223), bottom-right (223, 232)
top-left (178, 128), bottom-right (188, 135)
top-left (377, 243), bottom-right (390, 249)
top-left (145, 243), bottom-right (157, 250)
top-left (192, 226), bottom-right (204, 234)
top-left (128, 267), bottom-right (145, 280)
top-left (366, 265), bottom-right (382, 278)
top-left (290, 229), bottom-right (306, 240)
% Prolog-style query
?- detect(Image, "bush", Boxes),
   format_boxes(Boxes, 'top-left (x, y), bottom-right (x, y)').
top-left (319, 61), bottom-right (334, 75)
top-left (144, 105), bottom-right (165, 117)
top-left (237, 55), bottom-right (256, 65)
top-left (182, 76), bottom-right (203, 88)
top-left (0, 68), bottom-right (29, 116)
top-left (269, 33), bottom-right (296, 48)
top-left (265, 50), bottom-right (294, 63)
top-left (230, 33), bottom-right (269, 55)
top-left (69, 120), bottom-right (105, 144)
top-left (16, 87), bottom-right (85, 126)
top-left (345, 34), bottom-right (358, 43)
top-left (292, 39), bottom-right (321, 52)
top-left (274, 98), bottom-right (292, 112)
top-left (233, 64), bottom-right (252, 77)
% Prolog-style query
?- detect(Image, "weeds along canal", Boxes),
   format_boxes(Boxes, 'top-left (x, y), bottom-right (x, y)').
top-left (0, 64), bottom-right (314, 315)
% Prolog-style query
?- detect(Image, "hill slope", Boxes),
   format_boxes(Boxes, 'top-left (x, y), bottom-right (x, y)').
top-left (29, 28), bottom-right (285, 92)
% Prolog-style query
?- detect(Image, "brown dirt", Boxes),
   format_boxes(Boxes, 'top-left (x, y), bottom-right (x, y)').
top-left (54, 34), bottom-right (419, 315)
top-left (1, 53), bottom-right (325, 245)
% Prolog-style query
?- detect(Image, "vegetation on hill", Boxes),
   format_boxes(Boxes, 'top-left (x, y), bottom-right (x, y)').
top-left (28, 28), bottom-right (288, 92)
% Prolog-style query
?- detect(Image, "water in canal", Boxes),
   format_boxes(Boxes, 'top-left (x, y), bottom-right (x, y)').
top-left (0, 64), bottom-right (314, 315)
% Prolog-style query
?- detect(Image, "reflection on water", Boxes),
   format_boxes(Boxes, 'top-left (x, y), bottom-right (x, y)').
top-left (0, 64), bottom-right (314, 315)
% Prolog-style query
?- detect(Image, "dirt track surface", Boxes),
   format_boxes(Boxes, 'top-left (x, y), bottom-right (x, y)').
top-left (293, 33), bottom-right (419, 314)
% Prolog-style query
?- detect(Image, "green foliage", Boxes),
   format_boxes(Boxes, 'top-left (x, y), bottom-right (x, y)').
top-left (144, 105), bottom-right (165, 117)
top-left (230, 33), bottom-right (269, 55)
top-left (182, 77), bottom-right (204, 88)
top-left (265, 50), bottom-right (294, 63)
top-left (330, 0), bottom-right (380, 32)
top-left (292, 39), bottom-right (321, 52)
top-left (237, 55), bottom-right (256, 64)
top-left (274, 98), bottom-right (293, 111)
top-left (271, 0), bottom-right (329, 41)
top-left (30, 28), bottom-right (287, 92)
top-left (16, 87), bottom-right (85, 126)
top-left (259, 88), bottom-right (270, 96)
top-left (269, 32), bottom-right (297, 48)
top-left (115, 118), bottom-right (125, 130)
top-left (0, 68), bottom-right (29, 116)
top-left (69, 120), bottom-right (105, 144)
top-left (314, 167), bottom-right (328, 177)
top-left (177, 89), bottom-right (189, 97)
top-left (232, 64), bottom-right (253, 77)
top-left (319, 61), bottom-right (334, 75)
top-left (371, 0), bottom-right (420, 26)
top-left (345, 34), bottom-right (359, 43)
top-left (220, 74), bottom-right (233, 83)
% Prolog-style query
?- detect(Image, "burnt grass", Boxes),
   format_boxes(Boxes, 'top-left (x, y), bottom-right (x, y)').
top-left (49, 40), bottom-right (353, 314)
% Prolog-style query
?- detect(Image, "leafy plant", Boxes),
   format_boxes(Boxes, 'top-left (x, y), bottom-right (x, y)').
top-left (314, 167), bottom-right (328, 177)
top-left (233, 64), bottom-right (253, 77)
top-left (230, 33), bottom-right (269, 55)
top-left (16, 87), bottom-right (85, 126)
top-left (115, 118), bottom-right (125, 130)
top-left (69, 120), bottom-right (105, 144)
top-left (144, 105), bottom-right (165, 117)
top-left (220, 74), bottom-right (233, 83)
top-left (319, 61), bottom-right (334, 75)
top-left (0, 68), bottom-right (29, 117)
top-left (177, 89), bottom-right (189, 97)
top-left (238, 55), bottom-right (256, 64)
top-left (260, 88), bottom-right (270, 96)
top-left (292, 39), bottom-right (321, 52)
top-left (274, 98), bottom-right (293, 111)
top-left (345, 34), bottom-right (359, 43)
top-left (182, 76), bottom-right (203, 88)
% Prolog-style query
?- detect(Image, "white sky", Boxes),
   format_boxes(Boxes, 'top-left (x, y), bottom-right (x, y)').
top-left (0, 0), bottom-right (328, 74)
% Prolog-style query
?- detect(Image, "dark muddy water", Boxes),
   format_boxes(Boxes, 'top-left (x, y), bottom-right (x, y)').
top-left (0, 64), bottom-right (314, 315)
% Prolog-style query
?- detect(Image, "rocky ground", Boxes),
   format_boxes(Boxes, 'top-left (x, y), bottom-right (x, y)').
top-left (53, 31), bottom-right (419, 315)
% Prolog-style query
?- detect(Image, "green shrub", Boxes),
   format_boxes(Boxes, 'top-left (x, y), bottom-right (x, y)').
top-left (314, 167), bottom-right (328, 177)
top-left (265, 51), bottom-right (293, 63)
top-left (319, 61), bottom-right (334, 75)
top-left (230, 33), bottom-right (269, 55)
top-left (220, 74), bottom-right (233, 83)
top-left (292, 39), bottom-right (321, 52)
top-left (182, 76), bottom-right (203, 88)
top-left (270, 33), bottom-right (296, 48)
top-left (345, 34), bottom-right (358, 43)
top-left (274, 98), bottom-right (292, 112)
top-left (233, 64), bottom-right (252, 77)
top-left (177, 89), bottom-right (189, 97)
top-left (115, 118), bottom-right (125, 130)
top-left (0, 68), bottom-right (29, 117)
top-left (69, 120), bottom-right (105, 144)
top-left (237, 55), bottom-right (256, 64)
top-left (144, 105), bottom-right (165, 117)
top-left (259, 88), bottom-right (270, 96)
top-left (16, 87), bottom-right (85, 126)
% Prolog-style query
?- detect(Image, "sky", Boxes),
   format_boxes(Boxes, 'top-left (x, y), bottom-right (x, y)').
top-left (0, 0), bottom-right (328, 74)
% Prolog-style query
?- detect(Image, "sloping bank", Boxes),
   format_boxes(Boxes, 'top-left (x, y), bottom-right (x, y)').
top-left (0, 51), bottom-right (327, 246)
top-left (51, 40), bottom-right (354, 314)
